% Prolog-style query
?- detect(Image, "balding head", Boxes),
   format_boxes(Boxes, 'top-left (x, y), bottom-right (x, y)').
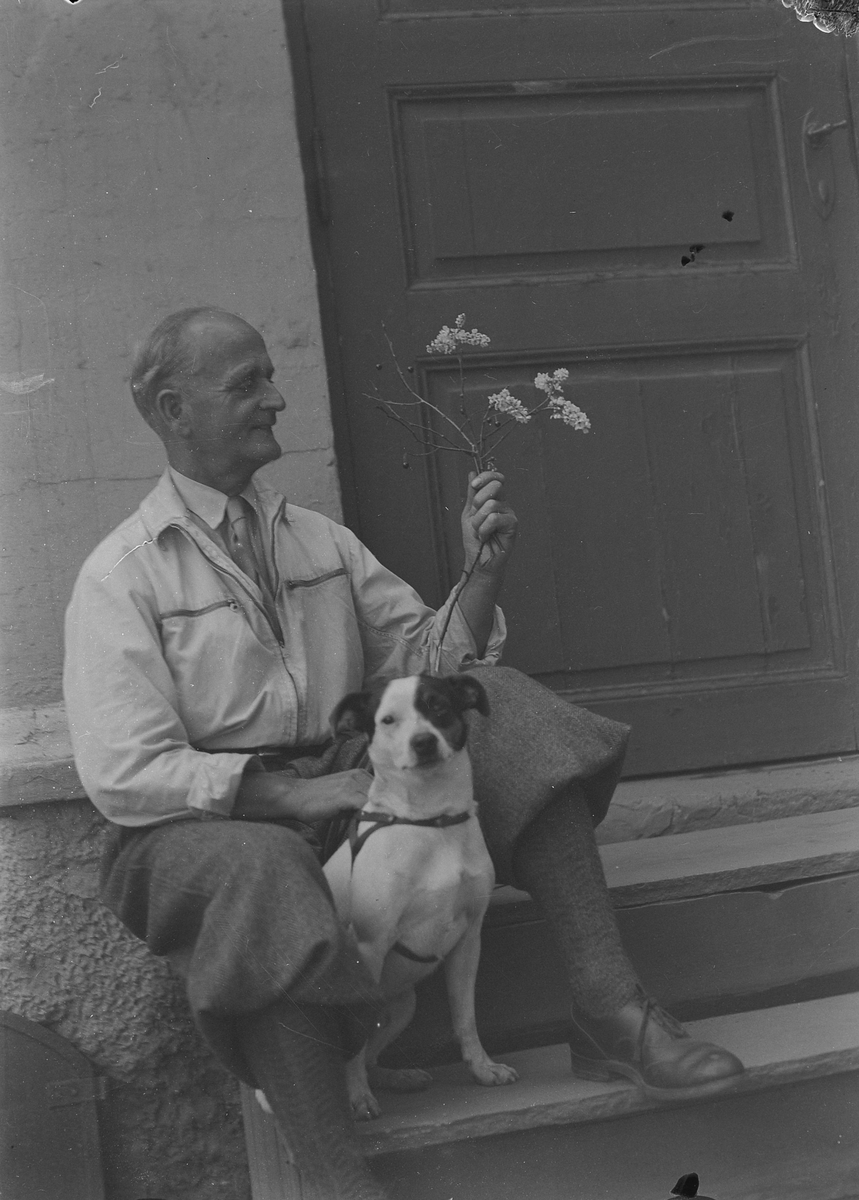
top-left (129, 308), bottom-right (286, 493)
top-left (130, 307), bottom-right (250, 433)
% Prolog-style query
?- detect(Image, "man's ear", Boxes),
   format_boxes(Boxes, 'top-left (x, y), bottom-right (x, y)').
top-left (331, 691), bottom-right (376, 736)
top-left (447, 675), bottom-right (490, 717)
top-left (153, 386), bottom-right (189, 437)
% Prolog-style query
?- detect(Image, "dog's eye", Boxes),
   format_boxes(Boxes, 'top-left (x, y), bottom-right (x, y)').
top-left (379, 715), bottom-right (396, 725)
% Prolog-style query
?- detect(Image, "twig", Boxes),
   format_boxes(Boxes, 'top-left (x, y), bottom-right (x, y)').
top-left (365, 394), bottom-right (471, 453)
top-left (383, 331), bottom-right (475, 450)
top-left (457, 353), bottom-right (477, 443)
top-left (433, 538), bottom-right (498, 675)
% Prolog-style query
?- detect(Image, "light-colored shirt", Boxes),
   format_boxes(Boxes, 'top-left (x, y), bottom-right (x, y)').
top-left (63, 469), bottom-right (505, 827)
top-left (167, 469), bottom-right (272, 586)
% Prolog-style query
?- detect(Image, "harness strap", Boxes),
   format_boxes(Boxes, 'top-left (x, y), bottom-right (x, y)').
top-left (346, 809), bottom-right (471, 967)
top-left (348, 808), bottom-right (470, 865)
top-left (392, 941), bottom-right (440, 965)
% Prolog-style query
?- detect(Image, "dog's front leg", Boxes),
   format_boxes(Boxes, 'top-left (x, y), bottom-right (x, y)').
top-left (344, 939), bottom-right (388, 1121)
top-left (444, 923), bottom-right (518, 1087)
top-left (345, 1043), bottom-right (380, 1122)
top-left (365, 988), bottom-right (433, 1095)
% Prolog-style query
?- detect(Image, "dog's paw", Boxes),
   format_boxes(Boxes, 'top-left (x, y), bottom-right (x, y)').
top-left (254, 1089), bottom-right (274, 1115)
top-left (470, 1060), bottom-right (519, 1087)
top-left (349, 1089), bottom-right (383, 1121)
top-left (367, 1065), bottom-right (433, 1093)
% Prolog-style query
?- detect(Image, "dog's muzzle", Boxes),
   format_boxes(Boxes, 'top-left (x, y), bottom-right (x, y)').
top-left (410, 732), bottom-right (441, 764)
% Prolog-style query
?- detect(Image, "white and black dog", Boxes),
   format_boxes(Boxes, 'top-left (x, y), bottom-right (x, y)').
top-left (323, 673), bottom-right (518, 1120)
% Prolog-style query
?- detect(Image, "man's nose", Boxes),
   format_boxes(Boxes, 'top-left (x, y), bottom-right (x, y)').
top-left (261, 382), bottom-right (286, 411)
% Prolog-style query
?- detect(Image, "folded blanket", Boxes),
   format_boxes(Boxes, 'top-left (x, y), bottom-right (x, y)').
top-left (464, 665), bottom-right (629, 885)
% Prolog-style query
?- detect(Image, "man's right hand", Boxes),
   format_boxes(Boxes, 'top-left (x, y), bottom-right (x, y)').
top-left (232, 767), bottom-right (372, 823)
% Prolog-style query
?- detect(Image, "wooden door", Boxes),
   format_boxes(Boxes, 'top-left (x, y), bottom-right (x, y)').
top-left (286, 1), bottom-right (859, 775)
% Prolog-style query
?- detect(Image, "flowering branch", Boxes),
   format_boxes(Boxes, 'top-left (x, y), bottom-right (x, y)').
top-left (363, 313), bottom-right (592, 672)
top-left (364, 313), bottom-right (590, 475)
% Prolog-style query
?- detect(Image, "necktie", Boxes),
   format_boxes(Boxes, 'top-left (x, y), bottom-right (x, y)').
top-left (224, 495), bottom-right (283, 641)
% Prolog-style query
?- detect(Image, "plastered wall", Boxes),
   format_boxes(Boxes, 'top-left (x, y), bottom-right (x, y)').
top-left (0, 1), bottom-right (335, 1194)
top-left (0, 0), bottom-right (339, 712)
top-left (1, 800), bottom-right (251, 1199)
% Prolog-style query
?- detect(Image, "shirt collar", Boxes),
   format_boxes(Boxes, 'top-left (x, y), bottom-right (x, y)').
top-left (168, 467), bottom-right (261, 530)
top-left (139, 468), bottom-right (289, 540)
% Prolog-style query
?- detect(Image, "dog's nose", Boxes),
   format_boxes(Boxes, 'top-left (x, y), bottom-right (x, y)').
top-left (411, 732), bottom-right (439, 761)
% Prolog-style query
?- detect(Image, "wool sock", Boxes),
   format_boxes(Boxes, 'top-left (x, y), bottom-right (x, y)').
top-left (236, 999), bottom-right (389, 1200)
top-left (512, 786), bottom-right (640, 1019)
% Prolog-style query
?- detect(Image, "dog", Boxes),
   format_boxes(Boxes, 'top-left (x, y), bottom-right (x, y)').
top-left (321, 672), bottom-right (518, 1120)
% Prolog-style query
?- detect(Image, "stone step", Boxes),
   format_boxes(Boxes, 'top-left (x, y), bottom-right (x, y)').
top-left (496, 805), bottom-right (859, 918)
top-left (388, 808), bottom-right (859, 1065)
top-left (241, 994), bottom-right (859, 1200)
top-left (361, 993), bottom-right (859, 1157)
top-left (596, 753), bottom-right (859, 845)
top-left (367, 995), bottom-right (859, 1200)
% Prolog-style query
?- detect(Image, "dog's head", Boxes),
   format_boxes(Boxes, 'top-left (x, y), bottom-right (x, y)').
top-left (331, 674), bottom-right (489, 773)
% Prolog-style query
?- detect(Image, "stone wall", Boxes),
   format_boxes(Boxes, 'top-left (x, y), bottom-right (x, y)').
top-left (0, 800), bottom-right (251, 1200)
top-left (0, 1), bottom-right (332, 1194)
top-left (0, 0), bottom-right (338, 711)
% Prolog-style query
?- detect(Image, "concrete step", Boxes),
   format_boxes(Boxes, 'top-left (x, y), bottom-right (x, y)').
top-left (241, 994), bottom-right (859, 1200)
top-left (596, 754), bottom-right (859, 845)
top-left (389, 808), bottom-right (859, 1065)
top-left (361, 993), bottom-right (859, 1156)
top-left (367, 995), bottom-right (859, 1200)
top-left (499, 804), bottom-right (859, 915)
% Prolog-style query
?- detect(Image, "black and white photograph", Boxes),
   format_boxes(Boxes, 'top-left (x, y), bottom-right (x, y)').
top-left (1, 1), bottom-right (858, 1198)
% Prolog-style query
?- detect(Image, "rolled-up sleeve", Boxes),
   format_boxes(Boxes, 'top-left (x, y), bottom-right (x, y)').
top-left (343, 530), bottom-right (506, 684)
top-left (63, 561), bottom-right (254, 827)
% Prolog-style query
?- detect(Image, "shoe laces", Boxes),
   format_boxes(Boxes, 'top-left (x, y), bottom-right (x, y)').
top-left (636, 988), bottom-right (688, 1057)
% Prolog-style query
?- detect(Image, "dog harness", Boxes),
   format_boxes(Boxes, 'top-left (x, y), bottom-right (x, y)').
top-left (347, 808), bottom-right (471, 965)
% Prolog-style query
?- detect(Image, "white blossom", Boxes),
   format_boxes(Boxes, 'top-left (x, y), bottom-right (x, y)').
top-left (427, 313), bottom-right (491, 354)
top-left (488, 388), bottom-right (531, 423)
top-left (549, 400), bottom-right (591, 432)
top-left (534, 368), bottom-right (570, 399)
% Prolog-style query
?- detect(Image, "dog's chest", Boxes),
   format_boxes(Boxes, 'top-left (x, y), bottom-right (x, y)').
top-left (388, 823), bottom-right (493, 927)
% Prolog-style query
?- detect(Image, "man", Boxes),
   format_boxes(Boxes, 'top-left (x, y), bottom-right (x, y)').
top-left (64, 308), bottom-right (743, 1200)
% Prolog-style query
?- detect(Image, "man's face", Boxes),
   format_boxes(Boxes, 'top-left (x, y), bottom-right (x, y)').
top-left (176, 315), bottom-right (286, 482)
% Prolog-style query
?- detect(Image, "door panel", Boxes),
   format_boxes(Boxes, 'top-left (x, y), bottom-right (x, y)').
top-left (291, 1), bottom-right (859, 773)
top-left (395, 79), bottom-right (790, 281)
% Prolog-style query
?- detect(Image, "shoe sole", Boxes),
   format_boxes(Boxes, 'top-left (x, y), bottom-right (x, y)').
top-left (569, 1050), bottom-right (744, 1103)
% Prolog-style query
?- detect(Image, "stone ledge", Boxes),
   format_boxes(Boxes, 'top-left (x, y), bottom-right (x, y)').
top-left (596, 753), bottom-right (859, 844)
top-left (0, 703), bottom-right (83, 808)
top-left (1, 703), bottom-right (857, 840)
top-left (237, 993), bottom-right (859, 1160)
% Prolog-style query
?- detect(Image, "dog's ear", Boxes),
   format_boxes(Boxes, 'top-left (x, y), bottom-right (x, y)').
top-left (330, 691), bottom-right (376, 736)
top-left (446, 675), bottom-right (490, 717)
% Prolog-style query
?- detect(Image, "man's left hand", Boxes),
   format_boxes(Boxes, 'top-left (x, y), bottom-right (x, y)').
top-left (461, 470), bottom-right (518, 574)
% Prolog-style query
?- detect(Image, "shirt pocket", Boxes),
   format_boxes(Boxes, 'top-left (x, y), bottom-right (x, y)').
top-left (282, 568), bottom-right (363, 691)
top-left (159, 598), bottom-right (243, 622)
top-left (283, 567), bottom-right (349, 593)
top-left (158, 598), bottom-right (266, 742)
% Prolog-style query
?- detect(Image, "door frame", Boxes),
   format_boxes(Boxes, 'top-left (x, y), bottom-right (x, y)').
top-left (281, 0), bottom-right (366, 535)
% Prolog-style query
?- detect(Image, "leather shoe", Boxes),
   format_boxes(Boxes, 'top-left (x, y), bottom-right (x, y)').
top-left (568, 989), bottom-right (744, 1100)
